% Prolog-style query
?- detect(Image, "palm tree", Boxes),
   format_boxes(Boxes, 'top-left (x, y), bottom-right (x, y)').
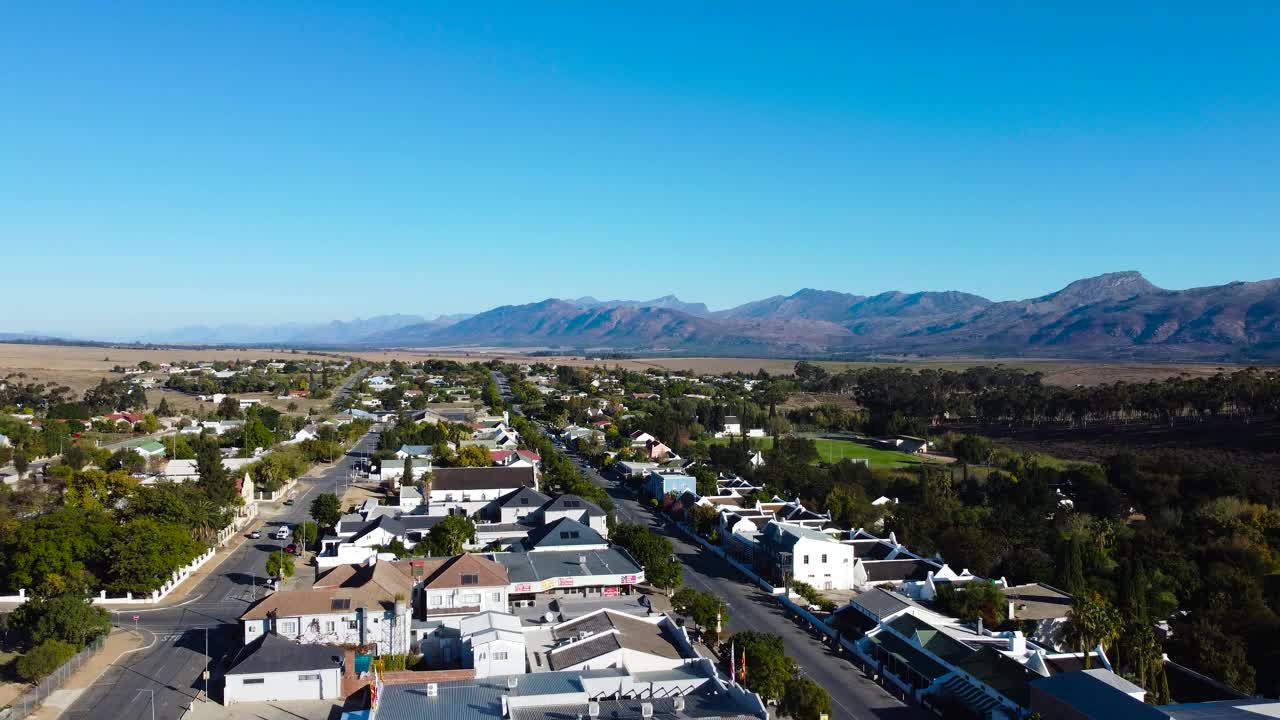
top-left (1067, 592), bottom-right (1122, 668)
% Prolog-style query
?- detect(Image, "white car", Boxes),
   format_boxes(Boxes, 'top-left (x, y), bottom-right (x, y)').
top-left (274, 526), bottom-right (290, 540)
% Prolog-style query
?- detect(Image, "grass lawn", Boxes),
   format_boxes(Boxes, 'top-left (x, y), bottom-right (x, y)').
top-left (709, 436), bottom-right (928, 468)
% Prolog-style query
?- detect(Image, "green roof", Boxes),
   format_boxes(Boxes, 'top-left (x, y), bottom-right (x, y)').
top-left (865, 631), bottom-right (952, 680)
top-left (887, 615), bottom-right (975, 664)
top-left (128, 440), bottom-right (166, 454)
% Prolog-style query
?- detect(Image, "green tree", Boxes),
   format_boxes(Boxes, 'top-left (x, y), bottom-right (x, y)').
top-left (242, 418), bottom-right (273, 454)
top-left (3, 508), bottom-right (114, 595)
top-left (15, 639), bottom-right (78, 681)
top-left (934, 581), bottom-right (1007, 627)
top-left (196, 440), bottom-right (237, 508)
top-left (309, 492), bottom-right (342, 528)
top-left (13, 450), bottom-right (30, 480)
top-left (730, 631), bottom-right (796, 703)
top-left (456, 444), bottom-right (492, 467)
top-left (402, 456), bottom-right (415, 486)
top-left (104, 448), bottom-right (145, 474)
top-left (9, 593), bottom-right (111, 648)
top-left (780, 676), bottom-right (832, 720)
top-left (266, 550), bottom-right (294, 580)
top-left (426, 515), bottom-right (476, 556)
top-left (1057, 536), bottom-right (1087, 596)
top-left (953, 434), bottom-right (994, 465)
top-left (1067, 592), bottom-right (1122, 668)
top-left (140, 413), bottom-right (160, 434)
top-left (154, 397), bottom-right (173, 417)
top-left (61, 443), bottom-right (91, 471)
top-left (107, 517), bottom-right (205, 594)
top-left (671, 587), bottom-right (729, 638)
top-left (217, 396), bottom-right (242, 419)
top-left (1176, 621), bottom-right (1255, 695)
top-left (293, 521), bottom-right (318, 550)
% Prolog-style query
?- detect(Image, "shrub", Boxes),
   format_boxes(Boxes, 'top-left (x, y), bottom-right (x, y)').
top-left (16, 639), bottom-right (79, 681)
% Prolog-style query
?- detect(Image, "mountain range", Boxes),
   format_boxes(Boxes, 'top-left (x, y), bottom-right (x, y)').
top-left (9, 273), bottom-right (1280, 360)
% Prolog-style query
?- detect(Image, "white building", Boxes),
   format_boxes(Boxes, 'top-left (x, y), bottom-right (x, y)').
top-left (428, 466), bottom-right (538, 517)
top-left (760, 521), bottom-right (857, 591)
top-left (544, 609), bottom-right (699, 673)
top-left (223, 633), bottom-right (343, 705)
top-left (459, 611), bottom-right (526, 678)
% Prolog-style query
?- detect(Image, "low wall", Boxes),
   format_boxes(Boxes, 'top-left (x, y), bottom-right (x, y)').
top-left (778, 595), bottom-right (837, 639)
top-left (380, 669), bottom-right (476, 686)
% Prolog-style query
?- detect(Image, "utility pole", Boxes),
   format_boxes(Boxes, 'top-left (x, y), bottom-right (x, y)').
top-left (203, 626), bottom-right (210, 701)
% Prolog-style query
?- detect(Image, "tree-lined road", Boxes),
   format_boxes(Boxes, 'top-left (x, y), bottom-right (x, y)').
top-left (63, 431), bottom-right (380, 720)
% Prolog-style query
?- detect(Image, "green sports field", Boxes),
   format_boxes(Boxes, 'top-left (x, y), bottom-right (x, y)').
top-left (709, 436), bottom-right (930, 468)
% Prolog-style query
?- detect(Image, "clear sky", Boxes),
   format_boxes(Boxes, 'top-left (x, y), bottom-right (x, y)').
top-left (3, 2), bottom-right (1278, 336)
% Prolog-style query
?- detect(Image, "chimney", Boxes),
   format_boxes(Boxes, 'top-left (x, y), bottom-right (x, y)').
top-left (501, 695), bottom-right (510, 718)
top-left (976, 616), bottom-right (983, 635)
top-left (1007, 600), bottom-right (1016, 620)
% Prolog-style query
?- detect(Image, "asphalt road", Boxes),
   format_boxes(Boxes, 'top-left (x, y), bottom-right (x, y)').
top-left (553, 435), bottom-right (928, 720)
top-left (63, 431), bottom-right (380, 720)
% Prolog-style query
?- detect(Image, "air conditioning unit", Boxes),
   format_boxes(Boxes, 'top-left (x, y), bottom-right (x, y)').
top-left (426, 683), bottom-right (438, 697)
top-left (588, 701), bottom-right (600, 717)
top-left (507, 676), bottom-right (519, 690)
top-left (673, 697), bottom-right (685, 712)
top-left (641, 702), bottom-right (654, 718)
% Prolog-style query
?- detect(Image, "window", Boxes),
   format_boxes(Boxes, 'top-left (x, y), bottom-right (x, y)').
top-left (821, 554), bottom-right (827, 564)
top-left (461, 574), bottom-right (479, 585)
top-left (431, 595), bottom-right (442, 607)
top-left (560, 531), bottom-right (580, 540)
top-left (491, 592), bottom-right (502, 602)
top-left (346, 620), bottom-right (359, 630)
top-left (494, 651), bottom-right (509, 661)
top-left (279, 619), bottom-right (298, 635)
top-left (802, 555), bottom-right (809, 565)
top-left (325, 622), bottom-right (335, 633)
top-left (298, 674), bottom-right (320, 681)
top-left (564, 500), bottom-right (581, 508)
top-left (464, 593), bottom-right (481, 604)
top-left (242, 678), bottom-right (265, 685)
top-left (521, 497), bottom-right (529, 505)
top-left (478, 653), bottom-right (486, 661)
top-left (331, 598), bottom-right (351, 611)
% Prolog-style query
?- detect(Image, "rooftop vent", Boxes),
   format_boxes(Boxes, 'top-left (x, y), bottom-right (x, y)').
top-left (426, 683), bottom-right (438, 697)
top-left (641, 702), bottom-right (654, 718)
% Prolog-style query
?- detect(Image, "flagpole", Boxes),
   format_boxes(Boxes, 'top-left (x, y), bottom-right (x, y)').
top-left (730, 639), bottom-right (735, 685)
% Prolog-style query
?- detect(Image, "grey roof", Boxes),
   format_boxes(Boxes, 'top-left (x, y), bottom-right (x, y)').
top-left (399, 485), bottom-right (423, 501)
top-left (543, 494), bottom-right (605, 517)
top-left (400, 515), bottom-right (446, 531)
top-left (523, 518), bottom-right (606, 550)
top-left (863, 558), bottom-right (939, 582)
top-left (762, 522), bottom-right (834, 550)
top-left (397, 444), bottom-right (431, 456)
top-left (226, 633), bottom-right (342, 676)
top-left (518, 692), bottom-right (760, 720)
top-left (497, 486), bottom-right (552, 509)
top-left (850, 587), bottom-right (911, 619)
top-left (495, 548), bottom-right (642, 585)
top-left (1161, 699), bottom-right (1280, 719)
top-left (1030, 669), bottom-right (1165, 720)
top-left (350, 514), bottom-right (406, 542)
top-left (433, 466), bottom-right (536, 491)
top-left (849, 539), bottom-right (897, 559)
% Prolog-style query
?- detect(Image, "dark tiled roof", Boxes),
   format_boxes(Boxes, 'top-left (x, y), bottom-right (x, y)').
top-left (1030, 669), bottom-right (1162, 720)
top-left (433, 466), bottom-right (536, 491)
top-left (524, 518), bottom-right (606, 550)
top-left (542, 494), bottom-right (605, 517)
top-left (849, 540), bottom-right (896, 559)
top-left (497, 486), bottom-right (552, 509)
top-left (548, 611), bottom-right (684, 670)
top-left (956, 646), bottom-right (1038, 708)
top-left (863, 558), bottom-right (938, 582)
top-left (850, 588), bottom-right (910, 619)
top-left (226, 633), bottom-right (343, 675)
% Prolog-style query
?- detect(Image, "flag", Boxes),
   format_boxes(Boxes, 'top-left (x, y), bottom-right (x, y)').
top-left (738, 649), bottom-right (747, 683)
top-left (729, 640), bottom-right (735, 683)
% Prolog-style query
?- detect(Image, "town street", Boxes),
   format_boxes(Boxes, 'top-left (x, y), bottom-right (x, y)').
top-left (62, 431), bottom-right (380, 720)
top-left (558, 441), bottom-right (929, 720)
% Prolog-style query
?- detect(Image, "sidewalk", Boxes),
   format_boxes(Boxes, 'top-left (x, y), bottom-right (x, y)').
top-left (30, 629), bottom-right (148, 720)
top-left (98, 516), bottom-right (265, 610)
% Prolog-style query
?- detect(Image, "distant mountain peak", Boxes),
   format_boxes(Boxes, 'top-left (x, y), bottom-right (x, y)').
top-left (1041, 271), bottom-right (1159, 305)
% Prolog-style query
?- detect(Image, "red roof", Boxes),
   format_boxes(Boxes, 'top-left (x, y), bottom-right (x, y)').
top-left (489, 450), bottom-right (516, 463)
top-left (516, 449), bottom-right (542, 462)
top-left (107, 412), bottom-right (145, 424)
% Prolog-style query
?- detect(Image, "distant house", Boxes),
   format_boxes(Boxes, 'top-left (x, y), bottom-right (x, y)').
top-left (760, 521), bottom-right (856, 591)
top-left (428, 466), bottom-right (538, 517)
top-left (127, 440), bottom-right (167, 459)
top-left (459, 611), bottom-right (525, 678)
top-left (722, 416), bottom-right (742, 435)
top-left (394, 444), bottom-right (432, 459)
top-left (545, 609), bottom-right (697, 673)
top-left (645, 470), bottom-right (697, 499)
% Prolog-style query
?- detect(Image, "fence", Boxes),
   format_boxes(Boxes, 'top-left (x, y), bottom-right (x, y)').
top-left (0, 635), bottom-right (107, 720)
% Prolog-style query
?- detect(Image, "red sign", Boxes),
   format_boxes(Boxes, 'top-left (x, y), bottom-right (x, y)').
top-left (513, 583), bottom-right (533, 593)
top-left (620, 575), bottom-right (638, 585)
top-left (558, 577), bottom-right (575, 587)
top-left (603, 587), bottom-right (620, 598)
top-left (133, 615), bottom-right (139, 621)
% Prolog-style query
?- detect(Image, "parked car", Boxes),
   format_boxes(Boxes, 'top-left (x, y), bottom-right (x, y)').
top-left (248, 530), bottom-right (262, 539)
top-left (285, 543), bottom-right (298, 555)
top-left (283, 497), bottom-right (295, 506)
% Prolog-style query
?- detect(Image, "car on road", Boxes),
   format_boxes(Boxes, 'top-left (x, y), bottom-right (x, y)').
top-left (283, 497), bottom-right (295, 505)
top-left (285, 543), bottom-right (298, 554)
top-left (248, 530), bottom-right (262, 539)
top-left (274, 526), bottom-right (290, 540)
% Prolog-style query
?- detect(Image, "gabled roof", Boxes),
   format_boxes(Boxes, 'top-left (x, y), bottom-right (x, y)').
top-left (956, 646), bottom-right (1039, 708)
top-left (226, 633), bottom-right (342, 676)
top-left (497, 486), bottom-right (552, 509)
top-left (762, 522), bottom-right (836, 550)
top-left (241, 561), bottom-right (412, 620)
top-left (541, 494), bottom-right (605, 517)
top-left (548, 610), bottom-right (685, 670)
top-left (349, 514), bottom-right (406, 543)
top-left (1029, 670), bottom-right (1161, 720)
top-left (421, 553), bottom-right (509, 589)
top-left (432, 466), bottom-right (536, 491)
top-left (887, 614), bottom-right (975, 664)
top-left (863, 558), bottom-right (939, 582)
top-left (524, 518), bottom-right (607, 550)
top-left (849, 588), bottom-right (912, 620)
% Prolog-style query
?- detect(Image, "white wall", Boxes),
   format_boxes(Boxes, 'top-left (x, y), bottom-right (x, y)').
top-left (791, 538), bottom-right (856, 590)
top-left (224, 667), bottom-right (341, 704)
top-left (426, 585), bottom-right (508, 614)
top-left (469, 637), bottom-right (526, 678)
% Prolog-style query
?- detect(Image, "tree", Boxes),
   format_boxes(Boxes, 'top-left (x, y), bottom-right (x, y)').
top-left (15, 639), bottom-right (78, 681)
top-left (730, 631), bottom-right (796, 703)
top-left (689, 465), bottom-right (718, 497)
top-left (934, 581), bottom-right (1007, 627)
top-left (456, 444), bottom-right (492, 468)
top-left (426, 515), bottom-right (476, 556)
top-left (648, 556), bottom-right (683, 596)
top-left (953, 434), bottom-right (994, 465)
top-left (196, 440), bottom-right (237, 508)
top-left (3, 508), bottom-right (115, 594)
top-left (1176, 621), bottom-right (1255, 695)
top-left (217, 396), bottom-right (242, 419)
top-left (780, 676), bottom-right (832, 720)
top-left (402, 456), bottom-right (415, 487)
top-left (155, 398), bottom-right (173, 417)
top-left (671, 587), bottom-right (729, 638)
top-left (310, 492), bottom-right (342, 528)
top-left (9, 593), bottom-right (111, 649)
top-left (13, 450), bottom-right (29, 480)
top-left (242, 418), bottom-right (273, 454)
top-left (266, 550), bottom-right (294, 580)
top-left (1067, 592), bottom-right (1122, 667)
top-left (104, 448), bottom-right (145, 474)
top-left (61, 443), bottom-right (91, 471)
top-left (140, 413), bottom-right (160, 434)
top-left (1057, 536), bottom-right (1087, 596)
top-left (294, 521), bottom-right (318, 550)
top-left (107, 517), bottom-right (205, 594)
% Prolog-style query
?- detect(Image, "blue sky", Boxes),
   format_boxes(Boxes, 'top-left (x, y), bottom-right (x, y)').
top-left (3, 2), bottom-right (1278, 336)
